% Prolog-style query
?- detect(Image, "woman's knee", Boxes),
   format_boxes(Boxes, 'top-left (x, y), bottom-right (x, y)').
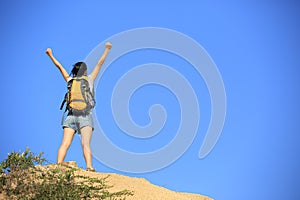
top-left (81, 140), bottom-right (91, 149)
top-left (60, 141), bottom-right (72, 150)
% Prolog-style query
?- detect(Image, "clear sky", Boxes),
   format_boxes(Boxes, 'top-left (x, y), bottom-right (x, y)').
top-left (1, 1), bottom-right (299, 199)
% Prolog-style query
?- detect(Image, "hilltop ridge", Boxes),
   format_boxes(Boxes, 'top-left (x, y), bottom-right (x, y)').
top-left (63, 161), bottom-right (212, 200)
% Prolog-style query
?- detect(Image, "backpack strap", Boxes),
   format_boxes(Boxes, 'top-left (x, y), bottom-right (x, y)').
top-left (60, 93), bottom-right (68, 110)
top-left (60, 79), bottom-right (73, 124)
top-left (60, 92), bottom-right (69, 124)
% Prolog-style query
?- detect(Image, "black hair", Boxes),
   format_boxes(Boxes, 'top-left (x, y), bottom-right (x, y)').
top-left (71, 62), bottom-right (87, 77)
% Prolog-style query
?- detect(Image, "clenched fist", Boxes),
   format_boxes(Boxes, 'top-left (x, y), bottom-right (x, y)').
top-left (45, 48), bottom-right (52, 56)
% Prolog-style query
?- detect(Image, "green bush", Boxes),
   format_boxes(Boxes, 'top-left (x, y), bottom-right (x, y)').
top-left (0, 147), bottom-right (133, 200)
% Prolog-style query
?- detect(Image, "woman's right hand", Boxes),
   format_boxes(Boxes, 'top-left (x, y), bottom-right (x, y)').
top-left (105, 42), bottom-right (112, 50)
top-left (45, 48), bottom-right (52, 56)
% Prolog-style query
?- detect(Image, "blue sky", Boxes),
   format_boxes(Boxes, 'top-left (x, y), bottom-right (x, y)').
top-left (1, 1), bottom-right (300, 199)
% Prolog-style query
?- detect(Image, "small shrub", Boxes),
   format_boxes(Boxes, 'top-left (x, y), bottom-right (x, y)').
top-left (0, 147), bottom-right (133, 200)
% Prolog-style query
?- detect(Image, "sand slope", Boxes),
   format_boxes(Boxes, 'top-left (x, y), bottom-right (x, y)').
top-left (72, 161), bottom-right (212, 200)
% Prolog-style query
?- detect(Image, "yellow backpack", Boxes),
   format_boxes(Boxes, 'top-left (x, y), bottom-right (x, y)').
top-left (60, 76), bottom-right (95, 116)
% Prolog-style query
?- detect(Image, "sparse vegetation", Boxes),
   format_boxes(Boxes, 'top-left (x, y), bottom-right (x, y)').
top-left (0, 147), bottom-right (133, 200)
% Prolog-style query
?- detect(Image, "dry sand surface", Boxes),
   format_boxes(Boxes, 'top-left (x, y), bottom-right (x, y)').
top-left (84, 171), bottom-right (212, 200)
top-left (71, 161), bottom-right (213, 200)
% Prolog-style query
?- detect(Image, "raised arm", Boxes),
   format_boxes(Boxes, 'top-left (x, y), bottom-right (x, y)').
top-left (89, 42), bottom-right (112, 80)
top-left (45, 48), bottom-right (70, 82)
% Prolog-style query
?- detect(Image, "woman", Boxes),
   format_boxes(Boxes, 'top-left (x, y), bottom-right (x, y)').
top-left (46, 42), bottom-right (112, 171)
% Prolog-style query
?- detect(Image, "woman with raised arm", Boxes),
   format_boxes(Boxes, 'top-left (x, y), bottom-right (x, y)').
top-left (46, 42), bottom-right (112, 171)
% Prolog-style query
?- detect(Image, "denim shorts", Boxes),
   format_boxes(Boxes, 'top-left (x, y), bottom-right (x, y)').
top-left (62, 113), bottom-right (94, 133)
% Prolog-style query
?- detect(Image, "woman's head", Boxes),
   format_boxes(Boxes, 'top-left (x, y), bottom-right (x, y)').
top-left (71, 62), bottom-right (87, 77)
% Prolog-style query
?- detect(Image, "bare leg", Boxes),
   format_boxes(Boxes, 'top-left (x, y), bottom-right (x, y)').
top-left (57, 127), bottom-right (75, 164)
top-left (80, 126), bottom-right (93, 169)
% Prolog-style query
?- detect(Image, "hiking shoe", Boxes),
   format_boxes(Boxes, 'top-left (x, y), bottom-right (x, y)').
top-left (86, 167), bottom-right (96, 172)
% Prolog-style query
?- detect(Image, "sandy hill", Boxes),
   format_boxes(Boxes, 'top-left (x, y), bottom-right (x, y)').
top-left (0, 161), bottom-right (212, 200)
top-left (67, 161), bottom-right (212, 200)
